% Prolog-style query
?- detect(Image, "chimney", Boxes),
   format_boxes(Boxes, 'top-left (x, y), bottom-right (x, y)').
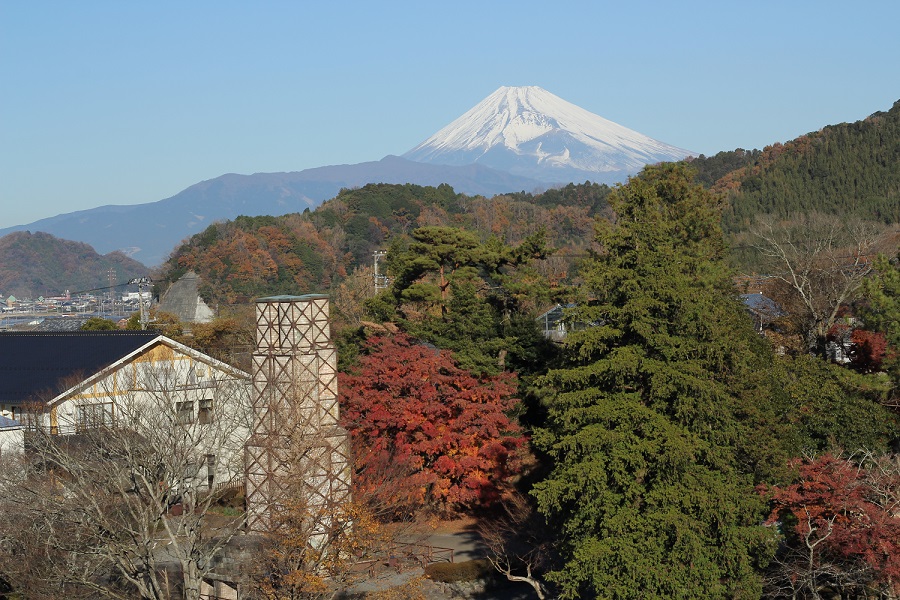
top-left (244, 295), bottom-right (351, 535)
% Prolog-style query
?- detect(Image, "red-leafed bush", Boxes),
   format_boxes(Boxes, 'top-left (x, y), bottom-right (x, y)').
top-left (762, 453), bottom-right (900, 597)
top-left (850, 328), bottom-right (889, 372)
top-left (339, 333), bottom-right (525, 516)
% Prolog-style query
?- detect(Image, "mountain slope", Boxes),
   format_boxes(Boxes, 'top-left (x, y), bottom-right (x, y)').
top-left (0, 231), bottom-right (148, 298)
top-left (404, 86), bottom-right (694, 184)
top-left (688, 100), bottom-right (900, 231)
top-left (0, 157), bottom-right (545, 267)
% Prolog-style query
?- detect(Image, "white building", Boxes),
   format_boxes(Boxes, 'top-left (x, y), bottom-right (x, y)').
top-left (0, 331), bottom-right (251, 486)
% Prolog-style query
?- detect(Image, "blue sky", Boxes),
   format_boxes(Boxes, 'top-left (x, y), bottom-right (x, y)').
top-left (2, 1), bottom-right (899, 229)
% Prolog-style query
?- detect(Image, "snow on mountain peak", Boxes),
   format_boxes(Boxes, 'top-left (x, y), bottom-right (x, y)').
top-left (404, 86), bottom-right (695, 184)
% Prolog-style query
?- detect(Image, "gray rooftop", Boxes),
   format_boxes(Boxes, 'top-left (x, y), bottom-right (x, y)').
top-left (0, 415), bottom-right (22, 429)
top-left (256, 294), bottom-right (329, 303)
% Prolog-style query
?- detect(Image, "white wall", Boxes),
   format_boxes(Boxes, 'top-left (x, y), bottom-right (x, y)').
top-left (0, 426), bottom-right (24, 456)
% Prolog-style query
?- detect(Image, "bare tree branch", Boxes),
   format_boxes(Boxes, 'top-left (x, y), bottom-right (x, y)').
top-left (750, 213), bottom-right (890, 354)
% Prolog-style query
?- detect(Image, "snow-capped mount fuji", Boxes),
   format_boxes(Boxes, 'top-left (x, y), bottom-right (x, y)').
top-left (404, 86), bottom-right (695, 184)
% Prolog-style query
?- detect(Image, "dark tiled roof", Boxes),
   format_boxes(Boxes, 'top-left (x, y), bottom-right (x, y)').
top-left (0, 331), bottom-right (160, 405)
top-left (740, 293), bottom-right (785, 319)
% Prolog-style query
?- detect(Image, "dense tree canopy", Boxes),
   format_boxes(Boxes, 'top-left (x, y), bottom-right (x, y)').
top-left (859, 251), bottom-right (900, 389)
top-left (532, 164), bottom-right (789, 599)
top-left (370, 225), bottom-right (553, 375)
top-left (774, 353), bottom-right (897, 453)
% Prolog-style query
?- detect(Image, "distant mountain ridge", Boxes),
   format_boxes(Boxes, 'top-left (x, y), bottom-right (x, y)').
top-left (0, 156), bottom-right (545, 267)
top-left (404, 86), bottom-right (694, 183)
top-left (0, 231), bottom-right (147, 298)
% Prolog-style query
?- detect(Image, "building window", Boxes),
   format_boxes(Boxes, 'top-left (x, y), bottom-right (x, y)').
top-left (176, 401), bottom-right (194, 425)
top-left (198, 399), bottom-right (213, 425)
top-left (76, 402), bottom-right (114, 431)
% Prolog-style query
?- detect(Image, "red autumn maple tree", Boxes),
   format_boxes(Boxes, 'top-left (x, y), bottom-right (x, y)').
top-left (763, 453), bottom-right (900, 597)
top-left (339, 333), bottom-right (525, 515)
top-left (850, 328), bottom-right (889, 373)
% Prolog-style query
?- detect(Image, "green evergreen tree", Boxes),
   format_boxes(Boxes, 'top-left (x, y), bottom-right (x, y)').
top-left (859, 250), bottom-right (900, 392)
top-left (376, 226), bottom-right (551, 375)
top-left (776, 353), bottom-right (897, 453)
top-left (532, 164), bottom-right (785, 599)
top-left (860, 251), bottom-right (900, 349)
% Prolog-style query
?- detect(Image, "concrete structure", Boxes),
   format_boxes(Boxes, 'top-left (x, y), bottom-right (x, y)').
top-left (159, 271), bottom-right (215, 325)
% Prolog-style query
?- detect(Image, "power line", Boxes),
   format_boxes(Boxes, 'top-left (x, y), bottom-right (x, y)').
top-left (64, 276), bottom-right (152, 298)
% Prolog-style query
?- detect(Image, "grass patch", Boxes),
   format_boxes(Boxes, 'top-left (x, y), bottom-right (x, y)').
top-left (207, 505), bottom-right (242, 517)
top-left (424, 559), bottom-right (493, 583)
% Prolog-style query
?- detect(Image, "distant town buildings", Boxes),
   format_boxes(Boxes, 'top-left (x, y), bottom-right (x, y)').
top-left (0, 288), bottom-right (150, 330)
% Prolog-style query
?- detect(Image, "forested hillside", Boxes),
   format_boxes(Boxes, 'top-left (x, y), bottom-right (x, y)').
top-left (158, 181), bottom-right (612, 308)
top-left (689, 100), bottom-right (900, 230)
top-left (0, 231), bottom-right (148, 298)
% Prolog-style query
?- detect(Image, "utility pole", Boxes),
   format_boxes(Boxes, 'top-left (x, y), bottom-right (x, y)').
top-left (107, 269), bottom-right (117, 317)
top-left (373, 251), bottom-right (389, 292)
top-left (128, 277), bottom-right (152, 330)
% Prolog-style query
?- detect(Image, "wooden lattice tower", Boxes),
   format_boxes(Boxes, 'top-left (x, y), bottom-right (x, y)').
top-left (244, 295), bottom-right (351, 534)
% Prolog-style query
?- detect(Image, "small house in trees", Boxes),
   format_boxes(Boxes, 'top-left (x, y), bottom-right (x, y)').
top-left (0, 331), bottom-right (251, 486)
top-left (537, 304), bottom-right (569, 342)
top-left (536, 303), bottom-right (593, 342)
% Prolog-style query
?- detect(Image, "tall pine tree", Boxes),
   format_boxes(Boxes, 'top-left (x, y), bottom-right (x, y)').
top-left (533, 164), bottom-right (787, 599)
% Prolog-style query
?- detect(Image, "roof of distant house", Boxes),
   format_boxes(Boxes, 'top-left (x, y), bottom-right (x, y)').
top-left (9, 316), bottom-right (96, 332)
top-left (0, 415), bottom-right (22, 429)
top-left (740, 292), bottom-right (784, 318)
top-left (0, 331), bottom-right (159, 405)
